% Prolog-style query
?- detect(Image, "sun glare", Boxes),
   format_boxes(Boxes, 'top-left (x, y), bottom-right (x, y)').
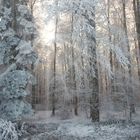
top-left (34, 1), bottom-right (56, 45)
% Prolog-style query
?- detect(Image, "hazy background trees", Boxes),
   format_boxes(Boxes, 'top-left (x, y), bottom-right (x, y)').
top-left (29, 0), bottom-right (140, 122)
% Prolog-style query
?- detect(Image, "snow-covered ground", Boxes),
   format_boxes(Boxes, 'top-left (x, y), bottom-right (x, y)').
top-left (21, 110), bottom-right (140, 140)
top-left (21, 120), bottom-right (140, 140)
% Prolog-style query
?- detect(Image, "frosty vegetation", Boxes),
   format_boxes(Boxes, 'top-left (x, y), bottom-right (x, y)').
top-left (0, 2), bottom-right (37, 121)
top-left (0, 0), bottom-right (140, 140)
top-left (0, 119), bottom-right (18, 140)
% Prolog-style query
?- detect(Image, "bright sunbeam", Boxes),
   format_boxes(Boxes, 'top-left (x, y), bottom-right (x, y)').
top-left (40, 21), bottom-right (55, 44)
top-left (34, 1), bottom-right (55, 45)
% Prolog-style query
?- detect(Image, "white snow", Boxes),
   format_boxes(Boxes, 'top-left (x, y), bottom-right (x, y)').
top-left (23, 110), bottom-right (140, 140)
top-left (0, 119), bottom-right (18, 140)
top-left (60, 124), bottom-right (94, 137)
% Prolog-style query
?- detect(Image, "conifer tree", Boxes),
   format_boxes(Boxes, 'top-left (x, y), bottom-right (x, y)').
top-left (0, 0), bottom-right (37, 121)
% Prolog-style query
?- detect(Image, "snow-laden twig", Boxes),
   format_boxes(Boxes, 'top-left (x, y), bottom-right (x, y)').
top-left (0, 119), bottom-right (18, 140)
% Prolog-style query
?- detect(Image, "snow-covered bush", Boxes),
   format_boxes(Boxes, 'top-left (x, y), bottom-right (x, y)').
top-left (0, 119), bottom-right (18, 140)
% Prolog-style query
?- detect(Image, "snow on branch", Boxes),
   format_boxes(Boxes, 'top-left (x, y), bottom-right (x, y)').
top-left (0, 119), bottom-right (18, 140)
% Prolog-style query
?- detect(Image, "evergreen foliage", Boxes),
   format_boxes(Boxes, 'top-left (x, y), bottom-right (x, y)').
top-left (0, 1), bottom-right (37, 121)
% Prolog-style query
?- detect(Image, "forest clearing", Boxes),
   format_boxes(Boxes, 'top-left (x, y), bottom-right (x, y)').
top-left (0, 0), bottom-right (140, 139)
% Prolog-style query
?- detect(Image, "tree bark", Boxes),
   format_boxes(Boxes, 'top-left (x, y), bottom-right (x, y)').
top-left (133, 0), bottom-right (140, 80)
top-left (87, 9), bottom-right (100, 122)
top-left (122, 0), bottom-right (135, 120)
top-left (52, 0), bottom-right (58, 116)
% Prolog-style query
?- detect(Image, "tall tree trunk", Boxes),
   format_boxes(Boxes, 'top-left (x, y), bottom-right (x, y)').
top-left (122, 0), bottom-right (135, 120)
top-left (133, 0), bottom-right (140, 80)
top-left (52, 0), bottom-right (58, 116)
top-left (11, 0), bottom-right (17, 31)
top-left (29, 1), bottom-right (36, 108)
top-left (72, 46), bottom-right (78, 116)
top-left (87, 9), bottom-right (100, 122)
top-left (81, 48), bottom-right (85, 89)
top-left (90, 44), bottom-right (100, 122)
top-left (71, 13), bottom-right (78, 116)
top-left (107, 0), bottom-right (114, 95)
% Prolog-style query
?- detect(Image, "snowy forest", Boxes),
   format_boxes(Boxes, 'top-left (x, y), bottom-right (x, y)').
top-left (0, 0), bottom-right (140, 139)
